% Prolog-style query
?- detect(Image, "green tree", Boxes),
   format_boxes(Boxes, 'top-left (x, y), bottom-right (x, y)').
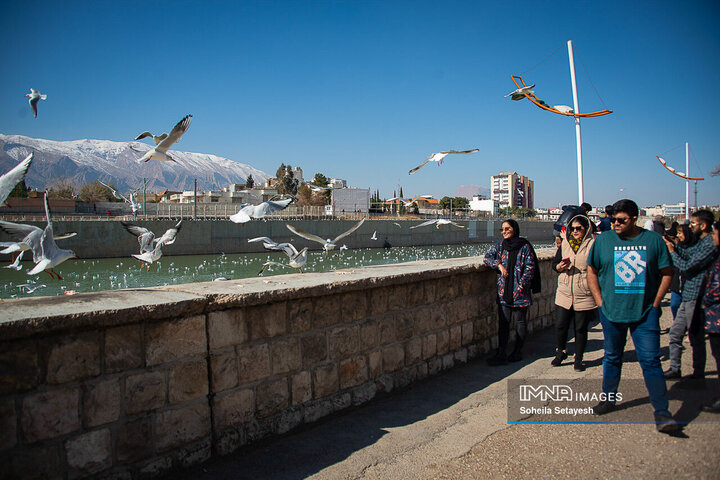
top-left (311, 173), bottom-right (329, 187)
top-left (47, 178), bottom-right (76, 199)
top-left (246, 174), bottom-right (255, 189)
top-left (8, 180), bottom-right (29, 198)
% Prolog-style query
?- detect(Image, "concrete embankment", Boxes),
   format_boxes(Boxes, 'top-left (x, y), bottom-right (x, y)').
top-left (0, 218), bottom-right (556, 259)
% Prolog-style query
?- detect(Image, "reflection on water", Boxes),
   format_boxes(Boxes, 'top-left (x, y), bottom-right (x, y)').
top-left (0, 243), bottom-right (550, 299)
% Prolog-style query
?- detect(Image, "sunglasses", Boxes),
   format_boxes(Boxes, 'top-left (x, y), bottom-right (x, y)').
top-left (500, 227), bottom-right (513, 232)
top-left (611, 217), bottom-right (630, 225)
top-left (569, 226), bottom-right (585, 232)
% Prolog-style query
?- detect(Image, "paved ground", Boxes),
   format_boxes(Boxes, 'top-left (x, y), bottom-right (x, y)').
top-left (173, 297), bottom-right (720, 480)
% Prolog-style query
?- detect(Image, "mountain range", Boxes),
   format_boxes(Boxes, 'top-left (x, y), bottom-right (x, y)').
top-left (455, 184), bottom-right (490, 200)
top-left (0, 133), bottom-right (270, 193)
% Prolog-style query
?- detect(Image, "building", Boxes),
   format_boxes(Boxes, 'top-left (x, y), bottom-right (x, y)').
top-left (330, 188), bottom-right (369, 215)
top-left (164, 186), bottom-right (278, 205)
top-left (490, 172), bottom-right (534, 209)
top-left (469, 196), bottom-right (499, 216)
top-left (328, 178), bottom-right (347, 189)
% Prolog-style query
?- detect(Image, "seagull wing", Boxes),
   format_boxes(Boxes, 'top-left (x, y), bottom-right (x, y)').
top-left (448, 221), bottom-right (466, 229)
top-left (230, 205), bottom-right (253, 224)
top-left (0, 153), bottom-right (33, 205)
top-left (441, 149), bottom-right (479, 155)
top-left (134, 131), bottom-right (154, 141)
top-left (332, 218), bottom-right (366, 243)
top-left (409, 157), bottom-right (430, 175)
top-left (274, 242), bottom-right (299, 258)
top-left (248, 236), bottom-right (276, 245)
top-left (157, 220), bottom-right (182, 246)
top-left (410, 219), bottom-right (437, 229)
top-left (285, 223), bottom-right (327, 246)
top-left (155, 114), bottom-right (193, 153)
top-left (253, 197), bottom-right (293, 218)
top-left (0, 220), bottom-right (41, 241)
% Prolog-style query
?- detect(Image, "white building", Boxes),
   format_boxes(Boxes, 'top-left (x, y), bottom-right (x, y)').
top-left (328, 178), bottom-right (347, 189)
top-left (166, 186), bottom-right (278, 205)
top-left (330, 188), bottom-right (369, 215)
top-left (490, 172), bottom-right (534, 209)
top-left (469, 196), bottom-right (499, 216)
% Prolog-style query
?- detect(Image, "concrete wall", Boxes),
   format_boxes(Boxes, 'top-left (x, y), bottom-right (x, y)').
top-left (0, 252), bottom-right (556, 479)
top-left (0, 219), bottom-right (557, 259)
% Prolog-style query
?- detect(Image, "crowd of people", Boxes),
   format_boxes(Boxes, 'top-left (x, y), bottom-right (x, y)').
top-left (483, 199), bottom-right (720, 434)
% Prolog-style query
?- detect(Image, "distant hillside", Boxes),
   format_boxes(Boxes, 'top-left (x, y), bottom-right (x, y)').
top-left (455, 184), bottom-right (490, 200)
top-left (0, 133), bottom-right (269, 193)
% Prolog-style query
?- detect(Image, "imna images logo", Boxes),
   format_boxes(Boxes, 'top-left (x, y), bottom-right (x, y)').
top-left (519, 384), bottom-right (573, 402)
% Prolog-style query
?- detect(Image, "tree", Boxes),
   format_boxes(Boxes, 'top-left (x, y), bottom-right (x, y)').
top-left (311, 173), bottom-right (329, 187)
top-left (246, 174), bottom-right (255, 189)
top-left (8, 180), bottom-right (29, 198)
top-left (399, 186), bottom-right (404, 198)
top-left (275, 164), bottom-right (298, 196)
top-left (79, 181), bottom-right (116, 202)
top-left (47, 178), bottom-right (76, 199)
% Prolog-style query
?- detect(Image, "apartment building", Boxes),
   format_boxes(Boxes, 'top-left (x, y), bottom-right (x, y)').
top-left (490, 172), bottom-right (534, 209)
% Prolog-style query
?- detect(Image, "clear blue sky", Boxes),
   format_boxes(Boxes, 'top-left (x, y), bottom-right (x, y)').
top-left (2, 0), bottom-right (719, 209)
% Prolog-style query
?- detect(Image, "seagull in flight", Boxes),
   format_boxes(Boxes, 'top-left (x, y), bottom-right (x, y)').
top-left (409, 150), bottom-right (479, 175)
top-left (410, 219), bottom-right (466, 230)
top-left (230, 197), bottom-right (293, 224)
top-left (1, 153), bottom-right (33, 206)
top-left (371, 231), bottom-right (378, 240)
top-left (249, 236), bottom-right (309, 273)
top-left (0, 220), bottom-right (76, 268)
top-left (25, 89), bottom-right (47, 117)
top-left (122, 220), bottom-right (182, 256)
top-left (505, 84), bottom-right (535, 100)
top-left (131, 114), bottom-right (192, 163)
top-left (134, 131), bottom-right (169, 145)
top-left (286, 218), bottom-right (366, 256)
top-left (17, 283), bottom-right (47, 294)
top-left (100, 182), bottom-right (142, 216)
top-left (27, 192), bottom-right (77, 279)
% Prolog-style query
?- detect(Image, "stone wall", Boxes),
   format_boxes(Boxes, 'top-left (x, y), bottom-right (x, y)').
top-left (0, 252), bottom-right (556, 479)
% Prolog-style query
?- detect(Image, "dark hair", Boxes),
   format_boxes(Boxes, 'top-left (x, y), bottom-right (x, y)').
top-left (667, 221), bottom-right (679, 238)
top-left (569, 215), bottom-right (590, 230)
top-left (502, 219), bottom-right (520, 237)
top-left (691, 209), bottom-right (715, 232)
top-left (612, 199), bottom-right (639, 218)
top-left (714, 220), bottom-right (720, 233)
top-left (580, 202), bottom-right (592, 212)
top-left (677, 223), bottom-right (698, 248)
top-left (605, 204), bottom-right (614, 216)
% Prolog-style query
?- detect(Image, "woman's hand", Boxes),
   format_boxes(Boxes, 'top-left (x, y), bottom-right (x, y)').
top-left (498, 265), bottom-right (509, 279)
top-left (556, 258), bottom-right (571, 272)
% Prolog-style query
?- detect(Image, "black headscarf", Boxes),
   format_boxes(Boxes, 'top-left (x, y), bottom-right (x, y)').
top-left (677, 224), bottom-right (698, 248)
top-left (500, 219), bottom-right (532, 305)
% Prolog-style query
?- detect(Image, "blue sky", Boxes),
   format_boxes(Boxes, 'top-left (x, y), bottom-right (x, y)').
top-left (1, 0), bottom-right (719, 209)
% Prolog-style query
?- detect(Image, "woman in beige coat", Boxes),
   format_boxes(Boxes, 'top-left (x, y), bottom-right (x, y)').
top-left (551, 214), bottom-right (598, 371)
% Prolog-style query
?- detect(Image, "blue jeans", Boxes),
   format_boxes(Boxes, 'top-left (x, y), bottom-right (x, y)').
top-left (670, 291), bottom-right (681, 320)
top-left (599, 307), bottom-right (670, 417)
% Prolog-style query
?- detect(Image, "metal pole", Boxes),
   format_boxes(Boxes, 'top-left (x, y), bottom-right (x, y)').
top-left (568, 40), bottom-right (583, 204)
top-left (685, 142), bottom-right (690, 219)
top-left (143, 178), bottom-right (147, 219)
top-left (694, 180), bottom-right (698, 211)
top-left (193, 179), bottom-right (197, 220)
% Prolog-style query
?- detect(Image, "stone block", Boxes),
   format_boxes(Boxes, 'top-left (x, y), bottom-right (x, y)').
top-left (375, 374), bottom-right (394, 393)
top-left (405, 337), bottom-right (422, 365)
top-left (237, 344), bottom-right (270, 384)
top-left (454, 348), bottom-right (468, 364)
top-left (304, 398), bottom-right (333, 423)
top-left (271, 337), bottom-right (302, 375)
top-left (449, 324), bottom-right (462, 351)
top-left (413, 306), bottom-right (433, 335)
top-left (378, 314), bottom-right (397, 345)
top-left (328, 325), bottom-right (360, 360)
top-left (423, 280), bottom-right (437, 304)
top-left (292, 371), bottom-right (312, 404)
top-left (442, 353), bottom-right (454, 370)
top-left (84, 378), bottom-right (121, 427)
top-left (395, 311), bottom-right (414, 340)
top-left (169, 359), bottom-right (208, 404)
top-left (461, 321), bottom-right (474, 346)
top-left (368, 350), bottom-right (382, 379)
top-left (422, 333), bottom-right (437, 360)
top-left (288, 298), bottom-right (313, 333)
top-left (213, 389), bottom-right (254, 431)
top-left (313, 363), bottom-right (338, 398)
top-left (155, 402), bottom-right (211, 452)
top-left (146, 315), bottom-right (206, 366)
top-left (0, 339), bottom-right (39, 395)
top-left (208, 309), bottom-right (247, 350)
top-left (138, 456), bottom-right (173, 478)
top-left (430, 305), bottom-right (446, 330)
top-left (436, 329), bottom-right (449, 355)
top-left (277, 406), bottom-right (304, 434)
top-left (333, 392), bottom-right (351, 411)
top-left (458, 273), bottom-right (473, 296)
top-left (339, 356), bottom-right (368, 389)
top-left (382, 344), bottom-right (405, 373)
top-left (428, 357), bottom-right (441, 376)
top-left (210, 350), bottom-right (238, 392)
top-left (46, 332), bottom-right (101, 384)
top-left (65, 428), bottom-right (112, 478)
top-left (247, 302), bottom-right (287, 340)
top-left (341, 291), bottom-right (367, 322)
top-left (21, 388), bottom-right (80, 443)
top-left (124, 371), bottom-right (165, 415)
top-left (351, 382), bottom-right (377, 406)
top-left (177, 438), bottom-right (212, 468)
top-left (117, 417), bottom-right (152, 463)
top-left (406, 281), bottom-right (425, 308)
top-left (0, 399), bottom-right (16, 451)
top-left (301, 332), bottom-right (327, 366)
top-left (256, 379), bottom-right (289, 418)
top-left (11, 444), bottom-right (61, 480)
top-left (359, 318), bottom-right (379, 350)
top-left (313, 295), bottom-right (342, 329)
top-left (104, 325), bottom-right (143, 373)
top-left (215, 427), bottom-right (245, 456)
top-left (368, 288), bottom-right (389, 316)
top-left (387, 284), bottom-right (408, 311)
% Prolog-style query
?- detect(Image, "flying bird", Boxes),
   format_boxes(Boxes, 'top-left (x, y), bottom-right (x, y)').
top-left (249, 236), bottom-right (309, 273)
top-left (505, 84), bottom-right (535, 100)
top-left (1, 153), bottom-right (33, 206)
top-left (100, 182), bottom-right (142, 216)
top-left (408, 150), bottom-right (479, 175)
top-left (410, 219), bottom-right (466, 230)
top-left (371, 231), bottom-right (378, 240)
top-left (25, 89), bottom-right (47, 117)
top-left (134, 131), bottom-right (169, 145)
top-left (127, 221), bottom-right (182, 270)
top-left (387, 195), bottom-right (433, 207)
top-left (27, 192), bottom-right (77, 279)
top-left (0, 221), bottom-right (76, 267)
top-left (553, 105), bottom-right (574, 114)
top-left (230, 197), bottom-right (293, 224)
top-left (132, 244), bottom-right (164, 270)
top-left (17, 283), bottom-right (46, 294)
top-left (132, 114), bottom-right (192, 163)
top-left (286, 218), bottom-right (365, 256)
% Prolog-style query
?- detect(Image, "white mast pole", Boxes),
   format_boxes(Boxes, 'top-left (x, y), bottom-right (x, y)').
top-left (568, 40), bottom-right (583, 205)
top-left (685, 142), bottom-right (690, 219)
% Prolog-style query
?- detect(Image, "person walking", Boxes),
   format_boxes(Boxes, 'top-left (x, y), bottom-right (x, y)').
top-left (663, 210), bottom-right (717, 380)
top-left (551, 214), bottom-right (597, 371)
top-left (484, 219), bottom-right (539, 365)
top-left (700, 220), bottom-right (720, 413)
top-left (586, 199), bottom-right (679, 433)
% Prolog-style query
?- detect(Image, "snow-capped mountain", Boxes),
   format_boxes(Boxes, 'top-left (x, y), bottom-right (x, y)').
top-left (0, 133), bottom-right (269, 193)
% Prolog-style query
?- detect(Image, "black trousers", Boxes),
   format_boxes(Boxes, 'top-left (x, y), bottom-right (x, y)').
top-left (554, 306), bottom-right (595, 360)
top-left (709, 333), bottom-right (720, 379)
top-left (498, 305), bottom-right (528, 352)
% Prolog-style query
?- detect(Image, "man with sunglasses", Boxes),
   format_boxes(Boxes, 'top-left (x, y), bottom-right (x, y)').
top-left (586, 199), bottom-right (678, 433)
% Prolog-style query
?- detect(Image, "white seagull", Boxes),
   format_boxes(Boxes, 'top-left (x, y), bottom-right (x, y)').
top-left (17, 283), bottom-right (46, 294)
top-left (1, 153), bottom-right (33, 206)
top-left (505, 84), bottom-right (535, 100)
top-left (25, 89), bottom-right (47, 117)
top-left (409, 150), bottom-right (479, 175)
top-left (553, 105), bottom-right (574, 114)
top-left (132, 114), bottom-right (192, 163)
top-left (99, 182), bottom-right (142, 216)
top-left (122, 220), bottom-right (182, 256)
top-left (410, 219), bottom-right (466, 230)
top-left (371, 231), bottom-right (378, 240)
top-left (27, 192), bottom-right (77, 279)
top-left (286, 218), bottom-right (366, 256)
top-left (249, 236), bottom-right (309, 273)
top-left (134, 131), bottom-right (169, 145)
top-left (132, 244), bottom-right (164, 270)
top-left (230, 197), bottom-right (293, 225)
top-left (0, 220), bottom-right (76, 267)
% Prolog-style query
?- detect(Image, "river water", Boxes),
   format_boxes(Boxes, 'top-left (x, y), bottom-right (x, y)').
top-left (1, 243), bottom-right (528, 300)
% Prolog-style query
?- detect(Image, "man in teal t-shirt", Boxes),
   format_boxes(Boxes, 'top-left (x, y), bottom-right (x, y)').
top-left (586, 199), bottom-right (677, 433)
